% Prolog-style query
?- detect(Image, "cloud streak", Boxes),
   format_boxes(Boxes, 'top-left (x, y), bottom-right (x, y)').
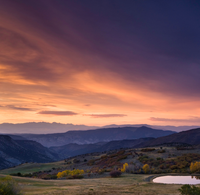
top-left (38, 111), bottom-right (78, 116)
top-left (150, 117), bottom-right (200, 123)
top-left (0, 105), bottom-right (33, 111)
top-left (83, 114), bottom-right (127, 118)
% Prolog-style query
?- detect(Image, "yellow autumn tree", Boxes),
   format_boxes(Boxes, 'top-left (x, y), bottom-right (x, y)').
top-left (57, 169), bottom-right (84, 178)
top-left (121, 163), bottom-right (128, 172)
top-left (190, 162), bottom-right (200, 173)
top-left (143, 164), bottom-right (150, 174)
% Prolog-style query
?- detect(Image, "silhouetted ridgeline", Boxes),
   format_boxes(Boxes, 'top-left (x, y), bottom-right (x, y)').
top-left (138, 128), bottom-right (200, 147)
top-left (20, 126), bottom-right (175, 147)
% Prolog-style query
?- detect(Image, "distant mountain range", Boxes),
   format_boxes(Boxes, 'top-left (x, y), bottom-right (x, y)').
top-left (0, 122), bottom-right (199, 134)
top-left (19, 126), bottom-right (175, 147)
top-left (2, 127), bottom-right (200, 170)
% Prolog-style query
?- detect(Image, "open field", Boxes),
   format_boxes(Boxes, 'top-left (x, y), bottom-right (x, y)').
top-left (0, 173), bottom-right (185, 195)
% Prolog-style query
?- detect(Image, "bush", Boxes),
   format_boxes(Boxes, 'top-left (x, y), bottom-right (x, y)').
top-left (67, 175), bottom-right (83, 179)
top-left (0, 176), bottom-right (22, 195)
top-left (121, 163), bottom-right (128, 172)
top-left (141, 148), bottom-right (155, 152)
top-left (142, 164), bottom-right (150, 174)
top-left (179, 184), bottom-right (200, 195)
top-left (73, 158), bottom-right (80, 163)
top-left (157, 149), bottom-right (166, 153)
top-left (110, 170), bottom-right (122, 178)
top-left (57, 169), bottom-right (84, 178)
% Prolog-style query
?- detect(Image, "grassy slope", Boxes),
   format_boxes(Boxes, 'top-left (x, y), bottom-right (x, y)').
top-left (0, 161), bottom-right (66, 175)
top-left (0, 174), bottom-right (183, 195)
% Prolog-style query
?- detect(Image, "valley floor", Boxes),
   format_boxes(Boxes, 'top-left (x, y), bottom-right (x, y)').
top-left (0, 173), bottom-right (184, 195)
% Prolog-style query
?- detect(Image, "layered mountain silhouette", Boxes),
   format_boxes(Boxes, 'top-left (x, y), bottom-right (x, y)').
top-left (1, 122), bottom-right (199, 134)
top-left (50, 138), bottom-right (154, 159)
top-left (20, 126), bottom-right (175, 147)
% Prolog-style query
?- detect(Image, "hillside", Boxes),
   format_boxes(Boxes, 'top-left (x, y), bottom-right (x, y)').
top-left (142, 128), bottom-right (200, 147)
top-left (20, 126), bottom-right (175, 147)
top-left (0, 135), bottom-right (59, 170)
top-left (50, 137), bottom-right (154, 159)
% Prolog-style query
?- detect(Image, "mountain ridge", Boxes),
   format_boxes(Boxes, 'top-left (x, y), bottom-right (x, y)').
top-left (19, 126), bottom-right (175, 147)
top-left (0, 122), bottom-right (199, 134)
top-left (139, 128), bottom-right (200, 147)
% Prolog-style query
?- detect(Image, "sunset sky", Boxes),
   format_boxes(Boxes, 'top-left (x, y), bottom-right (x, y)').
top-left (1, 0), bottom-right (200, 126)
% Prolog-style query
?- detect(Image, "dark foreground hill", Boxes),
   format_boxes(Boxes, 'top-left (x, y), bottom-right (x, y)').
top-left (140, 128), bottom-right (200, 147)
top-left (0, 135), bottom-right (59, 170)
top-left (20, 126), bottom-right (175, 147)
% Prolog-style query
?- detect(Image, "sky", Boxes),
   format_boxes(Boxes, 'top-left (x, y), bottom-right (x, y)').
top-left (1, 0), bottom-right (200, 127)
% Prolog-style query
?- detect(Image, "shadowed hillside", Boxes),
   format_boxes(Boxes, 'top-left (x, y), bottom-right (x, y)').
top-left (0, 135), bottom-right (59, 170)
top-left (50, 137), bottom-right (154, 159)
top-left (141, 128), bottom-right (200, 147)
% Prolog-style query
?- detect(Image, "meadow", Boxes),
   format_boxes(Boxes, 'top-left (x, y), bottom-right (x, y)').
top-left (0, 173), bottom-right (184, 195)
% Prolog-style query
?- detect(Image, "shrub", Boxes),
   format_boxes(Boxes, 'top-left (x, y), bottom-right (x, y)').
top-left (0, 176), bottom-right (22, 195)
top-left (57, 169), bottom-right (84, 178)
top-left (157, 149), bottom-right (166, 153)
top-left (179, 184), bottom-right (200, 195)
top-left (121, 163), bottom-right (128, 172)
top-left (67, 175), bottom-right (83, 179)
top-left (141, 148), bottom-right (155, 152)
top-left (110, 170), bottom-right (122, 178)
top-left (87, 159), bottom-right (95, 166)
top-left (98, 169), bottom-right (105, 174)
top-left (73, 158), bottom-right (80, 163)
top-left (190, 162), bottom-right (200, 173)
top-left (142, 164), bottom-right (150, 174)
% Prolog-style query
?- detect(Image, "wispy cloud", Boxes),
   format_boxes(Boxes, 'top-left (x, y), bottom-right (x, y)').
top-left (0, 105), bottom-right (33, 111)
top-left (83, 114), bottom-right (127, 118)
top-left (37, 111), bottom-right (78, 116)
top-left (150, 117), bottom-right (200, 123)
